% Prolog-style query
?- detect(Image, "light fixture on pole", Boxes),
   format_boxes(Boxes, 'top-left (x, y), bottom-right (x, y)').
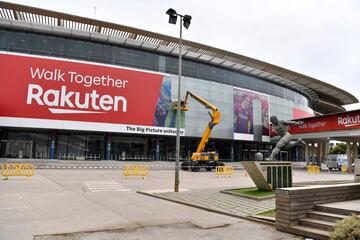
top-left (166, 8), bottom-right (192, 192)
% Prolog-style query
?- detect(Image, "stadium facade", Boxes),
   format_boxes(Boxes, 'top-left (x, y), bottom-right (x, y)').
top-left (0, 2), bottom-right (357, 161)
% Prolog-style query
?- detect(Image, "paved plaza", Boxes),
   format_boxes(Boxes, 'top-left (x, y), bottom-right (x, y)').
top-left (0, 165), bottom-right (355, 240)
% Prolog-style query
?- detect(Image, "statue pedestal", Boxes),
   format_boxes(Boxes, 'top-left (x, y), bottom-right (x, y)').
top-left (242, 161), bottom-right (292, 191)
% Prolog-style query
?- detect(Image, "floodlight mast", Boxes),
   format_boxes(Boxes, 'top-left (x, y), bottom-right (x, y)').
top-left (166, 8), bottom-right (192, 192)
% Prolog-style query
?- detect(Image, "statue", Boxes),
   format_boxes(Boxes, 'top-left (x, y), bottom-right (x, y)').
top-left (266, 116), bottom-right (306, 161)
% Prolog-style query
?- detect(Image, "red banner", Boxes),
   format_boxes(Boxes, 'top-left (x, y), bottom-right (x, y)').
top-left (289, 110), bottom-right (360, 134)
top-left (0, 53), bottom-right (165, 126)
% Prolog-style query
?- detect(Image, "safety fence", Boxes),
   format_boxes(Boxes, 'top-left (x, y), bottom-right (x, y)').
top-left (215, 166), bottom-right (234, 178)
top-left (1, 164), bottom-right (35, 179)
top-left (123, 165), bottom-right (149, 179)
top-left (307, 165), bottom-right (320, 174)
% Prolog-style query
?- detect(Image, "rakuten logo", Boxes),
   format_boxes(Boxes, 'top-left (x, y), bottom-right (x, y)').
top-left (338, 115), bottom-right (360, 127)
top-left (26, 84), bottom-right (127, 114)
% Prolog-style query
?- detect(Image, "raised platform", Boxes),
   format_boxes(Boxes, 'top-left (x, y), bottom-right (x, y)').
top-left (276, 183), bottom-right (360, 240)
top-left (242, 161), bottom-right (292, 191)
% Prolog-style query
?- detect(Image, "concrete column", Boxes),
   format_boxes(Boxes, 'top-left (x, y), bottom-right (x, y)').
top-left (316, 142), bottom-right (321, 166)
top-left (324, 139), bottom-right (330, 162)
top-left (304, 144), bottom-right (310, 165)
top-left (230, 141), bottom-right (234, 162)
top-left (49, 131), bottom-right (56, 160)
top-left (347, 142), bottom-right (352, 171)
top-left (318, 142), bottom-right (323, 164)
top-left (156, 137), bottom-right (160, 161)
top-left (105, 133), bottom-right (111, 160)
top-left (143, 138), bottom-right (148, 159)
top-left (354, 142), bottom-right (358, 160)
top-left (305, 143), bottom-right (312, 165)
top-left (355, 158), bottom-right (360, 182)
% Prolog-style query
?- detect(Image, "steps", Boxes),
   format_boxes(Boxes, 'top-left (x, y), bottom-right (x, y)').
top-left (285, 204), bottom-right (360, 240)
top-left (289, 225), bottom-right (330, 240)
top-left (298, 218), bottom-right (335, 231)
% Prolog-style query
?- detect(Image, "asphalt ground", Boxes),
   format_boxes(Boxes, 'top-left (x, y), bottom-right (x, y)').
top-left (0, 167), bottom-right (354, 240)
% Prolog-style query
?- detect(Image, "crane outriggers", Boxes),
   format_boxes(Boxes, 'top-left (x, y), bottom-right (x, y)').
top-left (178, 91), bottom-right (224, 172)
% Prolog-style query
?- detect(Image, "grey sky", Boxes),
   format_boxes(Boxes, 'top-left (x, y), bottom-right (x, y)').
top-left (5, 0), bottom-right (360, 111)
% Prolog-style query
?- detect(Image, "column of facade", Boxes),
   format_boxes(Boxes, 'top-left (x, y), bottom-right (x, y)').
top-left (316, 142), bottom-right (322, 166)
top-left (143, 139), bottom-right (148, 160)
top-left (230, 142), bottom-right (234, 162)
top-left (105, 133), bottom-right (111, 160)
top-left (346, 141), bottom-right (352, 171)
top-left (49, 130), bottom-right (57, 160)
top-left (355, 142), bottom-right (360, 182)
top-left (156, 137), bottom-right (160, 161)
top-left (308, 142), bottom-right (314, 164)
top-left (312, 142), bottom-right (317, 164)
top-left (354, 142), bottom-right (359, 160)
top-left (304, 143), bottom-right (310, 166)
top-left (324, 139), bottom-right (330, 162)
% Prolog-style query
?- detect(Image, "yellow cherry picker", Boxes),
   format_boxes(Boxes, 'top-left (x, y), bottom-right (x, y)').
top-left (178, 91), bottom-right (224, 172)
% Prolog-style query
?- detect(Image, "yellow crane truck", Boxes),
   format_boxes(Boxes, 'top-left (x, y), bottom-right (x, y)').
top-left (179, 91), bottom-right (224, 172)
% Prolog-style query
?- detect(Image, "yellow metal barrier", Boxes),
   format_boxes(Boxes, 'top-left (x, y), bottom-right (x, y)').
top-left (307, 165), bottom-right (320, 174)
top-left (215, 166), bottom-right (234, 178)
top-left (123, 165), bottom-right (149, 179)
top-left (341, 165), bottom-right (347, 173)
top-left (1, 164), bottom-right (35, 180)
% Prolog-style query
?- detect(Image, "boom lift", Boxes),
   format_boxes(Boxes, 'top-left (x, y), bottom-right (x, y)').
top-left (178, 91), bottom-right (224, 172)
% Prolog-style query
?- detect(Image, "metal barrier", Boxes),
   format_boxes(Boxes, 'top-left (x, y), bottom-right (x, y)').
top-left (307, 165), bottom-right (320, 174)
top-left (123, 165), bottom-right (149, 179)
top-left (1, 164), bottom-right (35, 179)
top-left (215, 166), bottom-right (234, 178)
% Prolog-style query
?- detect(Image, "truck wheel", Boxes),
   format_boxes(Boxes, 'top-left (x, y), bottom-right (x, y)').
top-left (181, 161), bottom-right (190, 171)
top-left (215, 162), bottom-right (225, 167)
top-left (191, 162), bottom-right (201, 172)
top-left (205, 165), bottom-right (213, 171)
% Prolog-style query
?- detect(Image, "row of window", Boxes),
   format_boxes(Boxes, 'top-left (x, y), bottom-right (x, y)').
top-left (0, 130), bottom-right (278, 161)
top-left (0, 28), bottom-right (310, 107)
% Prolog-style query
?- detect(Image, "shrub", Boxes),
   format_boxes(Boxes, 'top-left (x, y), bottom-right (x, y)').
top-left (330, 214), bottom-right (360, 240)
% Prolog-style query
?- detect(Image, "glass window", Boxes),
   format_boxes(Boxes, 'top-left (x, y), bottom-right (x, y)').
top-left (0, 28), bottom-right (310, 107)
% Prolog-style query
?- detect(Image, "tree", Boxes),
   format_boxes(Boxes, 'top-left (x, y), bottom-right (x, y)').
top-left (329, 143), bottom-right (346, 154)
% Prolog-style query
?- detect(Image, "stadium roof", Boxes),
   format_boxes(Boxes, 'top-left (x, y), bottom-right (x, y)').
top-left (0, 1), bottom-right (358, 113)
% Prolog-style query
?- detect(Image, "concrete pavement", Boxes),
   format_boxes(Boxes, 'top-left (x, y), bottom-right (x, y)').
top-left (0, 168), bottom-right (354, 239)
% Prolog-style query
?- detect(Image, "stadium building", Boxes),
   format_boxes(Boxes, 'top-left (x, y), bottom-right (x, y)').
top-left (0, 2), bottom-right (357, 161)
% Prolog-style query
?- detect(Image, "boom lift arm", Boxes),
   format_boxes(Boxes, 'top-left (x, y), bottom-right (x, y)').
top-left (180, 91), bottom-right (220, 158)
top-left (179, 91), bottom-right (223, 172)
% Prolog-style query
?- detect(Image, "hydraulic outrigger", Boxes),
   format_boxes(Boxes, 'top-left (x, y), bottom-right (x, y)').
top-left (178, 91), bottom-right (224, 172)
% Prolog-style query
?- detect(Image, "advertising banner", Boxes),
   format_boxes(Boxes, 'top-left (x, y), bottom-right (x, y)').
top-left (0, 52), bottom-right (184, 136)
top-left (289, 110), bottom-right (360, 134)
top-left (233, 87), bottom-right (270, 141)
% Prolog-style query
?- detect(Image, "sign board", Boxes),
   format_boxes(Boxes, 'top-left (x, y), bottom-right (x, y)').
top-left (289, 110), bottom-right (360, 134)
top-left (0, 52), bottom-right (184, 136)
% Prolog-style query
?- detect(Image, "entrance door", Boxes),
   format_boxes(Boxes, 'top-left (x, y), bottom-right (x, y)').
top-left (6, 141), bottom-right (33, 158)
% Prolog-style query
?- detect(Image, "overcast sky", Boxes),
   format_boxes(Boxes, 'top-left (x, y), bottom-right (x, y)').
top-left (5, 0), bottom-right (360, 111)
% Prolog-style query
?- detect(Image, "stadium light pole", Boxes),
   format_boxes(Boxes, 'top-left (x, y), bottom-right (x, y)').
top-left (166, 8), bottom-right (192, 192)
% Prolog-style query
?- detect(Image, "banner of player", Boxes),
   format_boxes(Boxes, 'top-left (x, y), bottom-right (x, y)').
top-left (233, 87), bottom-right (270, 141)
